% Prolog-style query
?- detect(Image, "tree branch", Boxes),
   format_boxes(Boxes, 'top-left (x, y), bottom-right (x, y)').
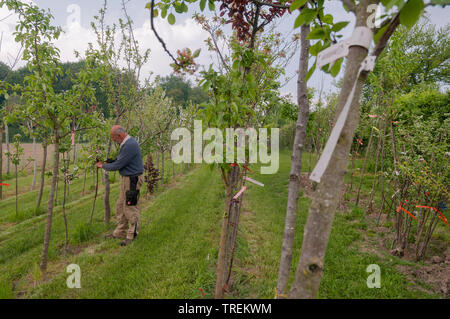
top-left (149, 0), bottom-right (180, 67)
top-left (251, 0), bottom-right (290, 9)
top-left (371, 11), bottom-right (401, 58)
top-left (342, 0), bottom-right (356, 13)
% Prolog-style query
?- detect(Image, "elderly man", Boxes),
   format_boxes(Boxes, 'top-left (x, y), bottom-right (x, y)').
top-left (96, 125), bottom-right (144, 246)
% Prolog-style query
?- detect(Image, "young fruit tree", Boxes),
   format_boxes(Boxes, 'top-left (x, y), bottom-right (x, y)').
top-left (87, 0), bottom-right (150, 224)
top-left (1, 0), bottom-right (102, 271)
top-left (286, 0), bottom-right (445, 298)
top-left (5, 133), bottom-right (23, 217)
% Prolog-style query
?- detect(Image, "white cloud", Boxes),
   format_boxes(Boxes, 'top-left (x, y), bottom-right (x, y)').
top-left (0, 6), bottom-right (23, 69)
top-left (1, 1), bottom-right (212, 89)
top-left (132, 17), bottom-right (211, 82)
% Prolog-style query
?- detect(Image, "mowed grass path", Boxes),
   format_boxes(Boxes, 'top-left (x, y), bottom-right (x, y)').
top-left (27, 165), bottom-right (224, 298)
top-left (0, 150), bottom-right (441, 298)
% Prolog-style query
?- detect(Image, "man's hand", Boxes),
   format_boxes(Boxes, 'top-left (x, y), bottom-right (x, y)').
top-left (96, 162), bottom-right (103, 168)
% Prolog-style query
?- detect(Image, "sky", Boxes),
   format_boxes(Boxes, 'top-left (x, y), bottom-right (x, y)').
top-left (0, 0), bottom-right (449, 101)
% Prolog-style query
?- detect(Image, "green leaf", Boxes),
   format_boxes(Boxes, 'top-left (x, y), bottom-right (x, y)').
top-left (161, 7), bottom-right (167, 18)
top-left (232, 59), bottom-right (240, 70)
top-left (305, 62), bottom-right (316, 82)
top-left (399, 0), bottom-right (424, 29)
top-left (294, 8), bottom-right (317, 29)
top-left (200, 0), bottom-right (206, 11)
top-left (181, 2), bottom-right (188, 13)
top-left (290, 0), bottom-right (307, 11)
top-left (174, 3), bottom-right (184, 13)
top-left (208, 0), bottom-right (215, 11)
top-left (331, 21), bottom-right (349, 32)
top-left (145, 2), bottom-right (151, 9)
top-left (193, 49), bottom-right (201, 58)
top-left (322, 14), bottom-right (333, 24)
top-left (309, 41), bottom-right (322, 56)
top-left (330, 57), bottom-right (343, 77)
top-left (294, 13), bottom-right (305, 29)
top-left (303, 8), bottom-right (317, 24)
top-left (307, 27), bottom-right (326, 40)
top-left (168, 13), bottom-right (176, 25)
top-left (153, 9), bottom-right (159, 18)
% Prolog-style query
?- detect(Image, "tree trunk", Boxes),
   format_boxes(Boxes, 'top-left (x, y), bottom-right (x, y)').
top-left (32, 137), bottom-right (37, 190)
top-left (156, 151), bottom-right (159, 190)
top-left (36, 143), bottom-right (47, 213)
top-left (40, 139), bottom-right (60, 271)
top-left (289, 14), bottom-right (371, 298)
top-left (15, 163), bottom-right (18, 217)
top-left (62, 176), bottom-right (68, 251)
top-left (62, 154), bottom-right (69, 251)
top-left (215, 166), bottom-right (240, 298)
top-left (90, 167), bottom-right (99, 225)
top-left (5, 122), bottom-right (9, 175)
top-left (276, 23), bottom-right (310, 298)
top-left (161, 151), bottom-right (165, 186)
top-left (103, 140), bottom-right (113, 224)
top-left (54, 176), bottom-right (58, 207)
top-left (72, 141), bottom-right (77, 164)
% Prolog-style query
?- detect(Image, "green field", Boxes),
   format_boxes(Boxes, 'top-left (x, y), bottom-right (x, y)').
top-left (0, 150), bottom-right (446, 299)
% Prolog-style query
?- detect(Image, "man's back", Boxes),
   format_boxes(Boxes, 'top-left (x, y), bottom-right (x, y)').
top-left (103, 136), bottom-right (144, 176)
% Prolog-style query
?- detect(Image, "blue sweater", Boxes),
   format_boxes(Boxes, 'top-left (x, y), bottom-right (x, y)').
top-left (102, 137), bottom-right (144, 176)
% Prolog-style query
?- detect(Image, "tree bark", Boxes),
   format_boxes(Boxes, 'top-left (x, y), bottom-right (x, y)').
top-left (15, 163), bottom-right (18, 217)
top-left (161, 151), bottom-right (165, 186)
top-left (90, 166), bottom-right (99, 225)
top-left (40, 138), bottom-right (60, 271)
top-left (36, 142), bottom-right (47, 213)
top-left (72, 141), bottom-right (77, 164)
top-left (156, 151), bottom-right (159, 190)
top-left (276, 23), bottom-right (310, 298)
top-left (5, 122), bottom-right (9, 175)
top-left (289, 7), bottom-right (372, 298)
top-left (215, 165), bottom-right (240, 298)
top-left (32, 137), bottom-right (37, 190)
top-left (103, 140), bottom-right (113, 224)
top-left (62, 154), bottom-right (69, 250)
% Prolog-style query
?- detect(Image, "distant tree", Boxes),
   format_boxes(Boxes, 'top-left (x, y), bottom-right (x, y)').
top-left (159, 75), bottom-right (208, 107)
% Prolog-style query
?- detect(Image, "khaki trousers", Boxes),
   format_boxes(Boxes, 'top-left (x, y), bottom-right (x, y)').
top-left (113, 175), bottom-right (144, 240)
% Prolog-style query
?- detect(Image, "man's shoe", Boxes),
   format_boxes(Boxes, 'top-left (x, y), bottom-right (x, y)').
top-left (120, 238), bottom-right (133, 246)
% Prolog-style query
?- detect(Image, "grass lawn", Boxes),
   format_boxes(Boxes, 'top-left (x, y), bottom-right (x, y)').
top-left (0, 150), bottom-right (444, 298)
